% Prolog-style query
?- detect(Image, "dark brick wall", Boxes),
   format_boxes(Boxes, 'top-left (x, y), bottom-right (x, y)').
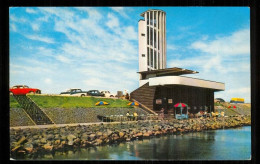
top-left (131, 83), bottom-right (215, 114)
top-left (130, 83), bottom-right (156, 110)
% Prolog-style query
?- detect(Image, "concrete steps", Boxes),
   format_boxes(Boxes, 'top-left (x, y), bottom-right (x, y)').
top-left (130, 83), bottom-right (157, 114)
top-left (13, 95), bottom-right (54, 125)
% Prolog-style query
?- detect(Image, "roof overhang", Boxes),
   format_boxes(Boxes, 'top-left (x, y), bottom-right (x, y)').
top-left (146, 76), bottom-right (225, 91)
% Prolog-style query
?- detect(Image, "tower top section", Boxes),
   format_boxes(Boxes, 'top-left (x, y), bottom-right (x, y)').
top-left (140, 9), bottom-right (166, 17)
top-left (138, 9), bottom-right (167, 73)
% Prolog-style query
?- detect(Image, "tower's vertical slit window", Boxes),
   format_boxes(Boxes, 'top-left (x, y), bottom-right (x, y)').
top-left (150, 28), bottom-right (153, 46)
top-left (154, 51), bottom-right (157, 69)
top-left (154, 12), bottom-right (157, 27)
top-left (158, 52), bottom-right (161, 69)
top-left (154, 29), bottom-right (157, 48)
top-left (150, 11), bottom-right (153, 26)
top-left (158, 12), bottom-right (160, 29)
top-left (147, 47), bottom-right (149, 66)
top-left (150, 48), bottom-right (153, 68)
top-left (158, 31), bottom-right (160, 50)
top-left (147, 26), bottom-right (149, 45)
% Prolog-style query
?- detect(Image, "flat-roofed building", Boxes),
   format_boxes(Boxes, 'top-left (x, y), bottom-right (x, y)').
top-left (131, 9), bottom-right (225, 114)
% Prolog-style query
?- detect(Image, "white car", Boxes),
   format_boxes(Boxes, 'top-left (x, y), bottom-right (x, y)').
top-left (101, 91), bottom-right (115, 98)
top-left (60, 88), bottom-right (88, 97)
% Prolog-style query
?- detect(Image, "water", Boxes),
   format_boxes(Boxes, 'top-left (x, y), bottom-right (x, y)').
top-left (30, 126), bottom-right (251, 160)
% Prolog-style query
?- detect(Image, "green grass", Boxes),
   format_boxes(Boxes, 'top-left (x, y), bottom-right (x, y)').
top-left (10, 95), bottom-right (133, 109)
top-left (10, 96), bottom-right (22, 108)
top-left (214, 102), bottom-right (225, 106)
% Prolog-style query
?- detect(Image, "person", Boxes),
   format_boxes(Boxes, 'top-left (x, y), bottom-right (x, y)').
top-left (126, 111), bottom-right (130, 121)
top-left (203, 110), bottom-right (207, 118)
top-left (125, 93), bottom-right (129, 100)
top-left (196, 111), bottom-right (201, 118)
top-left (133, 112), bottom-right (138, 121)
top-left (160, 108), bottom-right (165, 120)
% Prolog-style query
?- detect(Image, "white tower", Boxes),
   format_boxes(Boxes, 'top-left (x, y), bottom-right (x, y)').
top-left (138, 9), bottom-right (167, 72)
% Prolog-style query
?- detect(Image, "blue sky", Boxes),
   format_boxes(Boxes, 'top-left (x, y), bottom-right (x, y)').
top-left (9, 7), bottom-right (250, 102)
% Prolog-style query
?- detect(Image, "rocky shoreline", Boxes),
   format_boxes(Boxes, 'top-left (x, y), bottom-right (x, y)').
top-left (10, 115), bottom-right (251, 159)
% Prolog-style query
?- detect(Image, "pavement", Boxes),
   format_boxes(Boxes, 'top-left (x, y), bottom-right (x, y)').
top-left (9, 120), bottom-right (144, 130)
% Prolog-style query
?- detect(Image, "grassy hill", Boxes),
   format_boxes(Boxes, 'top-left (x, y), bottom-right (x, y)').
top-left (10, 95), bottom-right (133, 108)
top-left (214, 102), bottom-right (251, 116)
top-left (9, 95), bottom-right (146, 127)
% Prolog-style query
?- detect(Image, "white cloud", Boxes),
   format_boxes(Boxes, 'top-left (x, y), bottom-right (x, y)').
top-left (44, 78), bottom-right (52, 84)
top-left (167, 44), bottom-right (178, 51)
top-left (123, 26), bottom-right (138, 40)
top-left (10, 64), bottom-right (52, 74)
top-left (10, 24), bottom-right (17, 32)
top-left (31, 23), bottom-right (40, 31)
top-left (56, 55), bottom-right (71, 63)
top-left (228, 87), bottom-right (250, 94)
top-left (215, 87), bottom-right (251, 103)
top-left (75, 7), bottom-right (102, 21)
top-left (169, 28), bottom-right (250, 74)
top-left (190, 28), bottom-right (250, 56)
top-left (25, 34), bottom-right (55, 44)
top-left (169, 28), bottom-right (250, 102)
top-left (110, 7), bottom-right (129, 18)
top-left (106, 13), bottom-right (119, 29)
top-left (26, 8), bottom-right (37, 14)
top-left (10, 15), bottom-right (27, 23)
top-left (51, 7), bottom-right (138, 65)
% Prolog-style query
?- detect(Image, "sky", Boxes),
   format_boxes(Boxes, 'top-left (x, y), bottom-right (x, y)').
top-left (9, 7), bottom-right (250, 103)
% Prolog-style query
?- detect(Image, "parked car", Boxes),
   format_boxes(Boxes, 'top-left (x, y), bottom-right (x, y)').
top-left (87, 90), bottom-right (105, 97)
top-left (10, 85), bottom-right (41, 95)
top-left (60, 88), bottom-right (88, 97)
top-left (101, 91), bottom-right (115, 97)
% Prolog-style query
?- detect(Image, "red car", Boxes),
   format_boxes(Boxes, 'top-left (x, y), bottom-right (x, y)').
top-left (10, 85), bottom-right (41, 95)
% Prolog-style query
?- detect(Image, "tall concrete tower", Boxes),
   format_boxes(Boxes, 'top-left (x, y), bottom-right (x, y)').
top-left (138, 9), bottom-right (166, 72)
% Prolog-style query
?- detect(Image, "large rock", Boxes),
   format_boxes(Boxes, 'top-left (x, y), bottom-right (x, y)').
top-left (107, 129), bottom-right (113, 136)
top-left (47, 134), bottom-right (54, 140)
top-left (40, 138), bottom-right (47, 144)
top-left (89, 133), bottom-right (96, 140)
top-left (119, 132), bottom-right (125, 138)
top-left (54, 139), bottom-right (61, 145)
top-left (67, 134), bottom-right (76, 141)
top-left (93, 139), bottom-right (103, 146)
top-left (42, 144), bottom-right (53, 151)
top-left (24, 142), bottom-right (34, 153)
top-left (81, 133), bottom-right (88, 141)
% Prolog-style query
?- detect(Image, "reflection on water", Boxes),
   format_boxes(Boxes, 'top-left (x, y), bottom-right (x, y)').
top-left (36, 126), bottom-right (251, 160)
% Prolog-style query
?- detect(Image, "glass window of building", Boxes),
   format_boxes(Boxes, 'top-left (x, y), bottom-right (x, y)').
top-left (158, 52), bottom-right (160, 69)
top-left (154, 12), bottom-right (157, 27)
top-left (154, 29), bottom-right (157, 48)
top-left (158, 12), bottom-right (160, 29)
top-left (158, 31), bottom-right (160, 50)
top-left (150, 28), bottom-right (153, 46)
top-left (150, 48), bottom-right (153, 68)
top-left (154, 51), bottom-right (157, 69)
top-left (147, 26), bottom-right (149, 45)
top-left (150, 11), bottom-right (153, 25)
top-left (147, 47), bottom-right (149, 66)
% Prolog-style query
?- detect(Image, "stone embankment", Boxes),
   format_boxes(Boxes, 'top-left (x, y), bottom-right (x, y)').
top-left (10, 115), bottom-right (251, 159)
